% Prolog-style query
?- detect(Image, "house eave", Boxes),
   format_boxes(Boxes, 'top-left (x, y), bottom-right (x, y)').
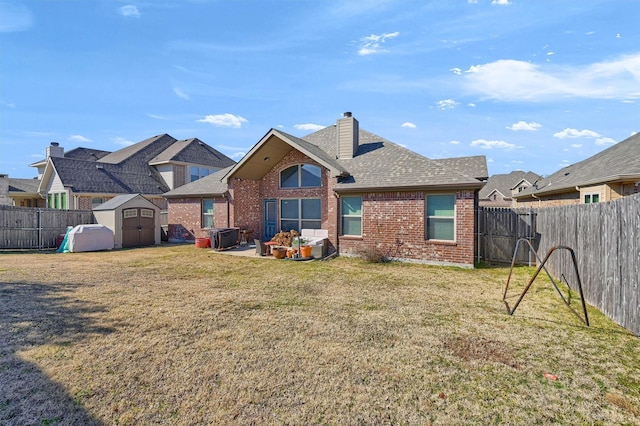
top-left (334, 181), bottom-right (484, 194)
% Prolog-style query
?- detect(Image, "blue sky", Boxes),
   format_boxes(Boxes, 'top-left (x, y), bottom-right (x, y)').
top-left (1, 0), bottom-right (639, 179)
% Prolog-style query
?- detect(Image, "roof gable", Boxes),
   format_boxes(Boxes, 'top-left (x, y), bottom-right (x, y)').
top-left (150, 138), bottom-right (235, 168)
top-left (93, 193), bottom-right (157, 210)
top-left (479, 170), bottom-right (540, 199)
top-left (225, 129), bottom-right (349, 180)
top-left (98, 134), bottom-right (177, 165)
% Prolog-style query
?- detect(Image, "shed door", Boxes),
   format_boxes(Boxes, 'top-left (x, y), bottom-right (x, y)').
top-left (122, 208), bottom-right (155, 248)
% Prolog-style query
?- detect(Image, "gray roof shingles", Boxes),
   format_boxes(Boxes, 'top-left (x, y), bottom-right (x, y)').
top-left (173, 123), bottom-right (487, 196)
top-left (47, 134), bottom-right (235, 196)
top-left (515, 132), bottom-right (640, 198)
top-left (479, 171), bottom-right (540, 199)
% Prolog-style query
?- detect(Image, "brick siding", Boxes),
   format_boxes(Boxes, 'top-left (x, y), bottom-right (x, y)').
top-left (167, 150), bottom-right (477, 266)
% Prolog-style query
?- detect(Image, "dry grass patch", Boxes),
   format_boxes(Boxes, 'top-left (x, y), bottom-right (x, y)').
top-left (0, 245), bottom-right (638, 425)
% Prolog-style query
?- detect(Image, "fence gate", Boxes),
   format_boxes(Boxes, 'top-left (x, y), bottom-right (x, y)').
top-left (477, 207), bottom-right (538, 265)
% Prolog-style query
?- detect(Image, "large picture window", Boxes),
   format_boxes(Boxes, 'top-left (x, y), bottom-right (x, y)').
top-left (280, 164), bottom-right (321, 188)
top-left (426, 194), bottom-right (455, 241)
top-left (341, 196), bottom-right (362, 236)
top-left (280, 198), bottom-right (321, 231)
top-left (202, 199), bottom-right (214, 228)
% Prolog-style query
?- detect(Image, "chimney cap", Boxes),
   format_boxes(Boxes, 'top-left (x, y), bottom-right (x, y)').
top-left (343, 111), bottom-right (352, 117)
top-left (51, 142), bottom-right (59, 147)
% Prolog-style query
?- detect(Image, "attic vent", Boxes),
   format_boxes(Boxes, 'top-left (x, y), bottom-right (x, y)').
top-left (96, 164), bottom-right (104, 169)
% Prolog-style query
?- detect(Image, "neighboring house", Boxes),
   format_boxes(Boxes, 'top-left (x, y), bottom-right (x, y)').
top-left (479, 171), bottom-right (541, 207)
top-left (513, 132), bottom-right (640, 207)
top-left (165, 112), bottom-right (488, 267)
top-left (0, 174), bottom-right (44, 207)
top-left (30, 135), bottom-right (235, 211)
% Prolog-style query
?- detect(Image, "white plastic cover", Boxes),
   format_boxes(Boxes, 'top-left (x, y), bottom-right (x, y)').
top-left (68, 224), bottom-right (114, 252)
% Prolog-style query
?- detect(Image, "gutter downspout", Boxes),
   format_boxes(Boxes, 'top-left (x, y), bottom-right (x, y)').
top-left (334, 191), bottom-right (340, 256)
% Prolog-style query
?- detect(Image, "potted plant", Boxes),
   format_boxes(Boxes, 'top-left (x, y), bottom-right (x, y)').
top-left (292, 236), bottom-right (312, 258)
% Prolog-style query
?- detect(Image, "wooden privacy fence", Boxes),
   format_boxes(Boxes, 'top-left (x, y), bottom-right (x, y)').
top-left (0, 206), bottom-right (96, 249)
top-left (477, 207), bottom-right (538, 265)
top-left (535, 194), bottom-right (640, 336)
top-left (479, 194), bottom-right (640, 336)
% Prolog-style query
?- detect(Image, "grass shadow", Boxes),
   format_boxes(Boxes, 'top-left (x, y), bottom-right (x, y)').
top-left (0, 281), bottom-right (115, 425)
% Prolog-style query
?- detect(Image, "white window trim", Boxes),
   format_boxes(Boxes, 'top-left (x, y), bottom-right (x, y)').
top-left (425, 194), bottom-right (456, 242)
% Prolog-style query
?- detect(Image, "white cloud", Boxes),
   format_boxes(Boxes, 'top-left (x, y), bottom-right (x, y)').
top-left (570, 143), bottom-right (582, 148)
top-left (294, 123), bottom-right (324, 131)
top-left (468, 0), bottom-right (478, 3)
top-left (464, 53), bottom-right (640, 101)
top-left (0, 2), bottom-right (33, 32)
top-left (470, 139), bottom-right (519, 149)
top-left (450, 67), bottom-right (462, 75)
top-left (507, 121), bottom-right (541, 131)
top-left (401, 122), bottom-right (416, 128)
top-left (449, 140), bottom-right (460, 145)
top-left (173, 88), bottom-right (190, 100)
top-left (113, 137), bottom-right (134, 146)
top-left (357, 32), bottom-right (399, 56)
top-left (467, 102), bottom-right (476, 107)
top-left (118, 5), bottom-right (140, 18)
top-left (147, 114), bottom-right (168, 120)
top-left (197, 113), bottom-right (248, 128)
top-left (492, 0), bottom-right (511, 4)
top-left (553, 128), bottom-right (601, 139)
top-left (437, 99), bottom-right (459, 110)
top-left (68, 134), bottom-right (92, 143)
top-left (595, 137), bottom-right (616, 145)
top-left (230, 151), bottom-right (246, 160)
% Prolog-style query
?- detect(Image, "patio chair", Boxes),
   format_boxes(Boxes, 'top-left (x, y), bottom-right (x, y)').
top-left (255, 239), bottom-right (268, 256)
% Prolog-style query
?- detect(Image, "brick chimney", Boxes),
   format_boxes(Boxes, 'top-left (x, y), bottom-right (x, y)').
top-left (336, 112), bottom-right (359, 159)
top-left (46, 142), bottom-right (64, 158)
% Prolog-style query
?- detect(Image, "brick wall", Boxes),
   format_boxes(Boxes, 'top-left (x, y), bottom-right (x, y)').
top-left (166, 149), bottom-right (478, 266)
top-left (231, 150), bottom-right (331, 242)
top-left (338, 190), bottom-right (476, 267)
top-left (166, 196), bottom-right (228, 241)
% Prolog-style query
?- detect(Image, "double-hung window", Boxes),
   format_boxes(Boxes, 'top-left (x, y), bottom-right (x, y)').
top-left (280, 164), bottom-right (321, 188)
top-left (341, 196), bottom-right (362, 236)
top-left (426, 194), bottom-right (455, 241)
top-left (202, 199), bottom-right (214, 228)
top-left (280, 198), bottom-right (321, 231)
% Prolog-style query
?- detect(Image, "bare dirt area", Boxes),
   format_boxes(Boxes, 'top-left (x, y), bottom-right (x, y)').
top-left (1, 245), bottom-right (639, 425)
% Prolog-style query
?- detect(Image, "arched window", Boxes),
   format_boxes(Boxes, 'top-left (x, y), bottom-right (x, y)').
top-left (280, 164), bottom-right (321, 188)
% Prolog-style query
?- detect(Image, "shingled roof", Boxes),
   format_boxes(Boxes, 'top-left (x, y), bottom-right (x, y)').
top-left (38, 134), bottom-right (235, 197)
top-left (479, 171), bottom-right (540, 200)
top-left (164, 166), bottom-right (234, 198)
top-left (303, 125), bottom-right (486, 191)
top-left (171, 120), bottom-right (487, 196)
top-left (514, 132), bottom-right (640, 198)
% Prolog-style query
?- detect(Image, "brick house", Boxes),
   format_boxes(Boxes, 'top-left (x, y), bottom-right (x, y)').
top-left (165, 113), bottom-right (487, 267)
top-left (31, 134), bottom-right (235, 211)
top-left (513, 132), bottom-right (640, 207)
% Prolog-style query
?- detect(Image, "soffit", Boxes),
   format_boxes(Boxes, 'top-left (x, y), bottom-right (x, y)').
top-left (230, 135), bottom-right (294, 180)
